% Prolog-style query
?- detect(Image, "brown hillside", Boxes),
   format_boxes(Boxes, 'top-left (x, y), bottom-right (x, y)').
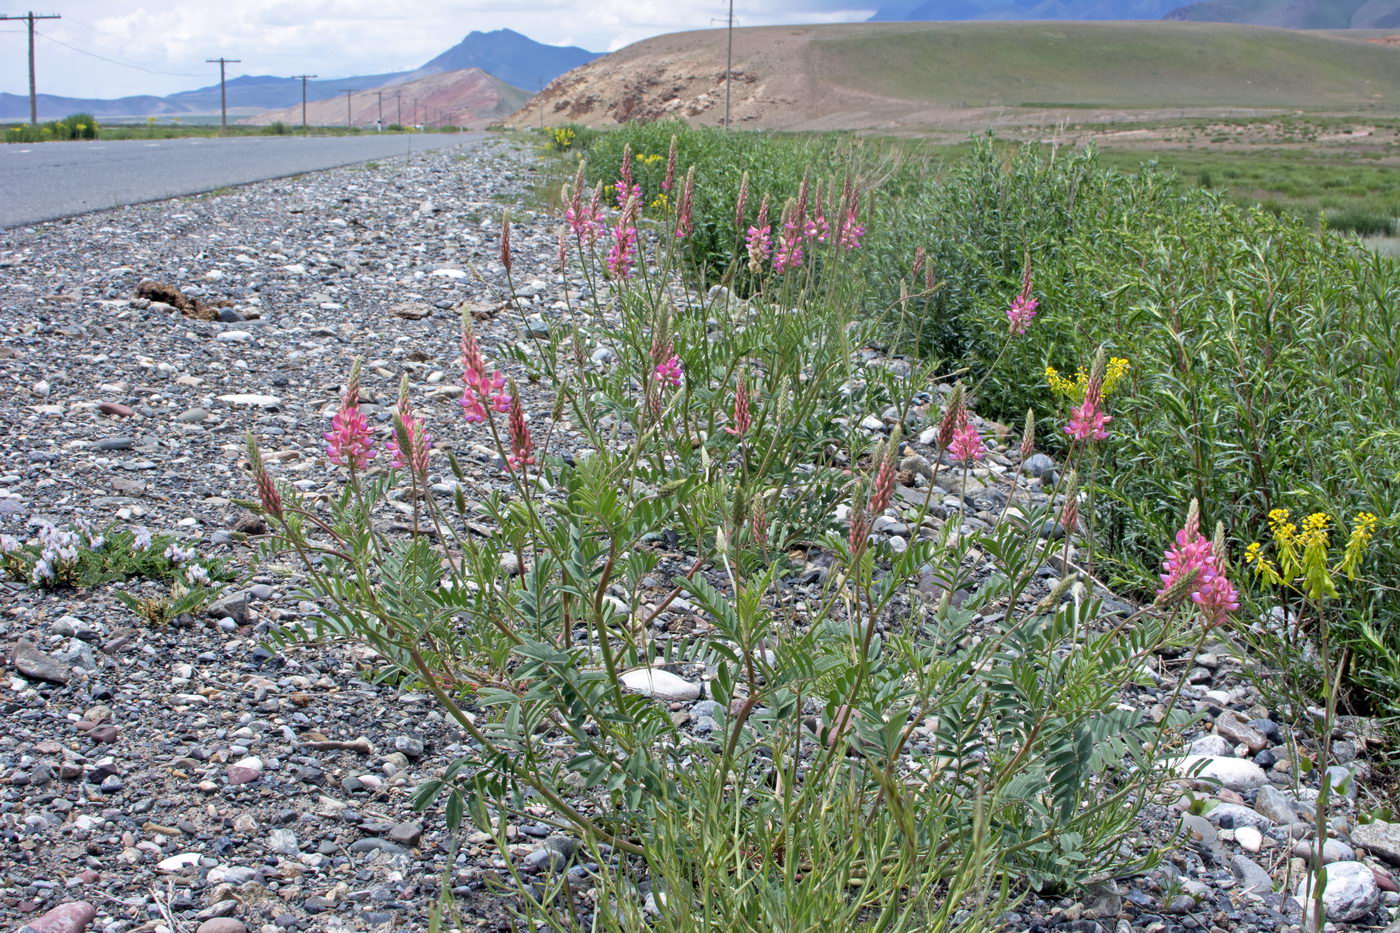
top-left (241, 68), bottom-right (528, 128)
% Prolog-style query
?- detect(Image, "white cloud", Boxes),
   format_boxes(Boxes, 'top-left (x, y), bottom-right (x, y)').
top-left (0, 0), bottom-right (876, 100)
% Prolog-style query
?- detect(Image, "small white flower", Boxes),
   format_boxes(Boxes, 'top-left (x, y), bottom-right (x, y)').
top-left (186, 564), bottom-right (211, 586)
top-left (131, 526), bottom-right (152, 551)
top-left (0, 534), bottom-right (18, 554)
top-left (32, 558), bottom-right (53, 583)
top-left (164, 543), bottom-right (196, 565)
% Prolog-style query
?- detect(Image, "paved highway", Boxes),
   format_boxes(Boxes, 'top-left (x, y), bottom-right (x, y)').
top-left (0, 132), bottom-right (488, 228)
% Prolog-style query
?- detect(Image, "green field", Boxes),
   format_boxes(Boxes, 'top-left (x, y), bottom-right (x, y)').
top-left (813, 21), bottom-right (1400, 110)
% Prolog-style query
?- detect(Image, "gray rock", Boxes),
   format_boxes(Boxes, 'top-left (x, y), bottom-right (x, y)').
top-left (1023, 453), bottom-right (1056, 478)
top-left (206, 591), bottom-right (249, 624)
top-left (1203, 803), bottom-right (1275, 832)
top-left (1215, 711), bottom-right (1269, 753)
top-left (12, 639), bottom-right (71, 684)
top-left (1254, 785), bottom-right (1303, 824)
top-left (266, 828), bottom-right (299, 856)
top-left (1295, 860), bottom-right (1379, 922)
top-left (1292, 838), bottom-right (1356, 865)
top-left (1352, 821), bottom-right (1400, 866)
top-left (1188, 734), bottom-right (1234, 757)
top-left (387, 821), bottom-right (422, 846)
top-left (1231, 853), bottom-right (1274, 895)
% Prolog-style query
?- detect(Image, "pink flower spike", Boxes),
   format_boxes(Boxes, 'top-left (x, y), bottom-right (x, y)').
top-left (1007, 294), bottom-right (1039, 336)
top-left (1064, 394), bottom-right (1111, 442)
top-left (1157, 521), bottom-right (1238, 627)
top-left (655, 354), bottom-right (684, 389)
top-left (949, 422), bottom-right (986, 464)
top-left (324, 405), bottom-right (376, 471)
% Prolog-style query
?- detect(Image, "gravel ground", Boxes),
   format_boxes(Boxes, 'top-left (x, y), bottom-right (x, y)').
top-left (2, 139), bottom-right (1398, 933)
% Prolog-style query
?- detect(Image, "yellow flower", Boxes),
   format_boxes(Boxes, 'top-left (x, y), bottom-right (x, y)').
top-left (1046, 357), bottom-right (1130, 402)
top-left (1300, 512), bottom-right (1330, 548)
top-left (1341, 511), bottom-right (1379, 580)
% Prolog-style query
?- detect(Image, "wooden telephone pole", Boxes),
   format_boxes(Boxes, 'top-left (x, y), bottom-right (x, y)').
top-left (292, 74), bottom-right (317, 133)
top-left (0, 11), bottom-right (62, 125)
top-left (339, 88), bottom-right (354, 127)
top-left (205, 57), bottom-right (241, 130)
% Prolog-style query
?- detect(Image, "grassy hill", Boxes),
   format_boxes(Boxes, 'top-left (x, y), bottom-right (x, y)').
top-left (813, 21), bottom-right (1400, 109)
top-left (514, 21), bottom-right (1400, 131)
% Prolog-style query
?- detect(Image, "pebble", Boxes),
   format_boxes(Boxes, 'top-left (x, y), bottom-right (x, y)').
top-left (195, 920), bottom-right (248, 933)
top-left (1235, 825), bottom-right (1263, 852)
top-left (226, 756), bottom-right (263, 785)
top-left (12, 639), bottom-right (71, 684)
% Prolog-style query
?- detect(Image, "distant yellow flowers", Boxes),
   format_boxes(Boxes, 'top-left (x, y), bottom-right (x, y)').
top-left (1046, 357), bottom-right (1129, 402)
top-left (1244, 507), bottom-right (1379, 600)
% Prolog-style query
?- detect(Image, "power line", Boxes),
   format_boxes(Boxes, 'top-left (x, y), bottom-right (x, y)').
top-left (1, 11), bottom-right (62, 125)
top-left (35, 30), bottom-right (208, 77)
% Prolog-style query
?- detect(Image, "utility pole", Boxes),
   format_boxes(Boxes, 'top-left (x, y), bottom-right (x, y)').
top-left (724, 0), bottom-right (735, 129)
top-left (339, 88), bottom-right (354, 128)
top-left (395, 90), bottom-right (402, 126)
top-left (0, 11), bottom-right (62, 125)
top-left (205, 57), bottom-right (241, 131)
top-left (292, 74), bottom-right (316, 133)
top-left (412, 97), bottom-right (418, 128)
top-left (376, 90), bottom-right (383, 126)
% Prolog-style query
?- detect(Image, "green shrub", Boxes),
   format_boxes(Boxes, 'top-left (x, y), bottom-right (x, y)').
top-left (262, 120), bottom-right (291, 136)
top-left (1327, 208), bottom-right (1395, 238)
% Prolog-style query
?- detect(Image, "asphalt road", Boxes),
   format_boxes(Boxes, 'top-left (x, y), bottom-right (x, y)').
top-left (0, 132), bottom-right (489, 228)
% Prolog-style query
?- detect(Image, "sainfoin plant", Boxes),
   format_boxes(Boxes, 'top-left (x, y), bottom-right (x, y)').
top-left (246, 150), bottom-right (1213, 930)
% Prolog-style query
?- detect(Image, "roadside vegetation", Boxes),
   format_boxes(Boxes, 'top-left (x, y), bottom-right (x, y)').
top-left (238, 119), bottom-right (1391, 927)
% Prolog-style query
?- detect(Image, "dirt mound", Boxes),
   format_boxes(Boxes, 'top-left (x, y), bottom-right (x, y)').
top-left (241, 68), bottom-right (527, 128)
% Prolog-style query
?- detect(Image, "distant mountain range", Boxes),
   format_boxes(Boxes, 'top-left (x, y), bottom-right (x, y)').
top-left (241, 68), bottom-right (529, 128)
top-left (868, 0), bottom-right (1400, 24)
top-left (0, 29), bottom-right (599, 122)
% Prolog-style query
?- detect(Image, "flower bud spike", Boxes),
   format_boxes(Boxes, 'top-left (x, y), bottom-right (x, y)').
top-left (500, 212), bottom-right (512, 273)
top-left (1020, 408), bottom-right (1035, 462)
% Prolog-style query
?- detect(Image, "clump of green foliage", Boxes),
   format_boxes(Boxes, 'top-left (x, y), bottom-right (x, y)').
top-left (2, 521), bottom-right (231, 624)
top-left (4, 112), bottom-right (98, 142)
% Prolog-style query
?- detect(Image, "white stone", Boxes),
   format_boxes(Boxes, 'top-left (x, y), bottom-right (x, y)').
top-left (431, 268), bottom-right (467, 279)
top-left (218, 393), bottom-right (281, 409)
top-left (215, 330), bottom-right (253, 342)
top-left (1167, 755), bottom-right (1268, 792)
top-left (1295, 861), bottom-right (1379, 922)
top-left (1236, 825), bottom-right (1263, 853)
top-left (157, 852), bottom-right (202, 873)
top-left (619, 667), bottom-right (700, 702)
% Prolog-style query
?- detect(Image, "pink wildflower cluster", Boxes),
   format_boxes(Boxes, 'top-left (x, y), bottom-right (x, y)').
top-left (1064, 376), bottom-right (1111, 442)
top-left (949, 420), bottom-right (986, 464)
top-left (655, 353), bottom-right (684, 388)
top-left (1006, 257), bottom-right (1039, 336)
top-left (746, 196), bottom-right (772, 274)
top-left (774, 176), bottom-right (810, 274)
top-left (324, 363), bottom-right (375, 471)
top-left (1157, 511), bottom-right (1239, 627)
top-left (459, 325), bottom-right (511, 423)
top-left (607, 211), bottom-right (638, 280)
top-left (565, 183), bottom-right (605, 244)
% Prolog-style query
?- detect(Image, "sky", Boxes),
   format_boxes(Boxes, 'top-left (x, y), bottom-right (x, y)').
top-left (0, 1), bottom-right (877, 99)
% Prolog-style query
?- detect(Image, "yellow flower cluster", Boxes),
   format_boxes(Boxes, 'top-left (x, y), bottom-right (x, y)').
top-left (549, 127), bottom-right (576, 150)
top-left (650, 191), bottom-right (670, 211)
top-left (634, 152), bottom-right (663, 166)
top-left (1245, 507), bottom-right (1379, 600)
top-left (1045, 357), bottom-right (1130, 402)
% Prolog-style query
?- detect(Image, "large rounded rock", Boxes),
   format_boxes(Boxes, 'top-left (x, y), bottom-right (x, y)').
top-left (619, 667), bottom-right (700, 702)
top-left (1167, 754), bottom-right (1268, 792)
top-left (1295, 860), bottom-right (1379, 922)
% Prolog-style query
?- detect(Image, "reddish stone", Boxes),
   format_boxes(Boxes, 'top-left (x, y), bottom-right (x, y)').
top-left (1373, 867), bottom-right (1399, 893)
top-left (88, 725), bottom-right (118, 744)
top-left (97, 402), bottom-right (135, 417)
top-left (27, 901), bottom-right (97, 933)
